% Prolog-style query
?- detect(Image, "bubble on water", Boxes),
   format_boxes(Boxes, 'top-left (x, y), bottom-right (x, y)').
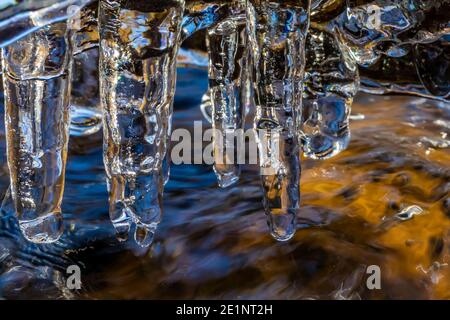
top-left (396, 205), bottom-right (424, 221)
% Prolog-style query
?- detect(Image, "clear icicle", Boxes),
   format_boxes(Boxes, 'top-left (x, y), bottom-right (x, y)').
top-left (98, 0), bottom-right (185, 247)
top-left (207, 4), bottom-right (246, 188)
top-left (301, 28), bottom-right (359, 160)
top-left (246, 0), bottom-right (310, 241)
top-left (1, 21), bottom-right (73, 243)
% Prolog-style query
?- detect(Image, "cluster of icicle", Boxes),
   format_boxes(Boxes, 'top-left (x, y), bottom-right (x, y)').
top-left (0, 0), bottom-right (448, 246)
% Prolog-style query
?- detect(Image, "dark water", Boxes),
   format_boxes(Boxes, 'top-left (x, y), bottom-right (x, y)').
top-left (0, 68), bottom-right (449, 299)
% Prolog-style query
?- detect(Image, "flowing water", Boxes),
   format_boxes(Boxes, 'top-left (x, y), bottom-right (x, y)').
top-left (0, 68), bottom-right (448, 299)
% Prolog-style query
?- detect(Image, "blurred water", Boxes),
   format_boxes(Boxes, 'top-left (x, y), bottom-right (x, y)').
top-left (0, 68), bottom-right (449, 299)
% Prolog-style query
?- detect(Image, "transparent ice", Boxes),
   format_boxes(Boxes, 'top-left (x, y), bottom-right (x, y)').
top-left (1, 21), bottom-right (72, 243)
top-left (0, 0), bottom-right (449, 245)
top-left (301, 28), bottom-right (359, 159)
top-left (246, 0), bottom-right (310, 241)
top-left (98, 0), bottom-right (184, 246)
top-left (207, 1), bottom-right (246, 187)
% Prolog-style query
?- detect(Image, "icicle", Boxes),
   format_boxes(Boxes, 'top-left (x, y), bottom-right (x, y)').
top-left (301, 27), bottom-right (359, 159)
top-left (207, 2), bottom-right (246, 188)
top-left (1, 21), bottom-right (73, 243)
top-left (98, 0), bottom-right (185, 247)
top-left (246, 0), bottom-right (310, 241)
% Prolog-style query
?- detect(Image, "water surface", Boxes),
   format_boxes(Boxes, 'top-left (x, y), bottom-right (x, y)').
top-left (0, 68), bottom-right (449, 299)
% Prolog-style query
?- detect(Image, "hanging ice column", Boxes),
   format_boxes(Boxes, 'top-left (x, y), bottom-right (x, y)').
top-left (99, 0), bottom-right (185, 247)
top-left (246, 0), bottom-right (310, 241)
top-left (207, 1), bottom-right (247, 187)
top-left (301, 28), bottom-right (359, 159)
top-left (1, 21), bottom-right (73, 243)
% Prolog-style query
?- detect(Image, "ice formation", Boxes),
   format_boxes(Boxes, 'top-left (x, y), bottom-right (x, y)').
top-left (0, 0), bottom-right (448, 245)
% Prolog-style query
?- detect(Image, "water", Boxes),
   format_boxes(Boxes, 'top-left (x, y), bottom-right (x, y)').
top-left (0, 74), bottom-right (449, 298)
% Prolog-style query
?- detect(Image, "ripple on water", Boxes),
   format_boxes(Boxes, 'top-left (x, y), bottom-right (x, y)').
top-left (0, 71), bottom-right (449, 299)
